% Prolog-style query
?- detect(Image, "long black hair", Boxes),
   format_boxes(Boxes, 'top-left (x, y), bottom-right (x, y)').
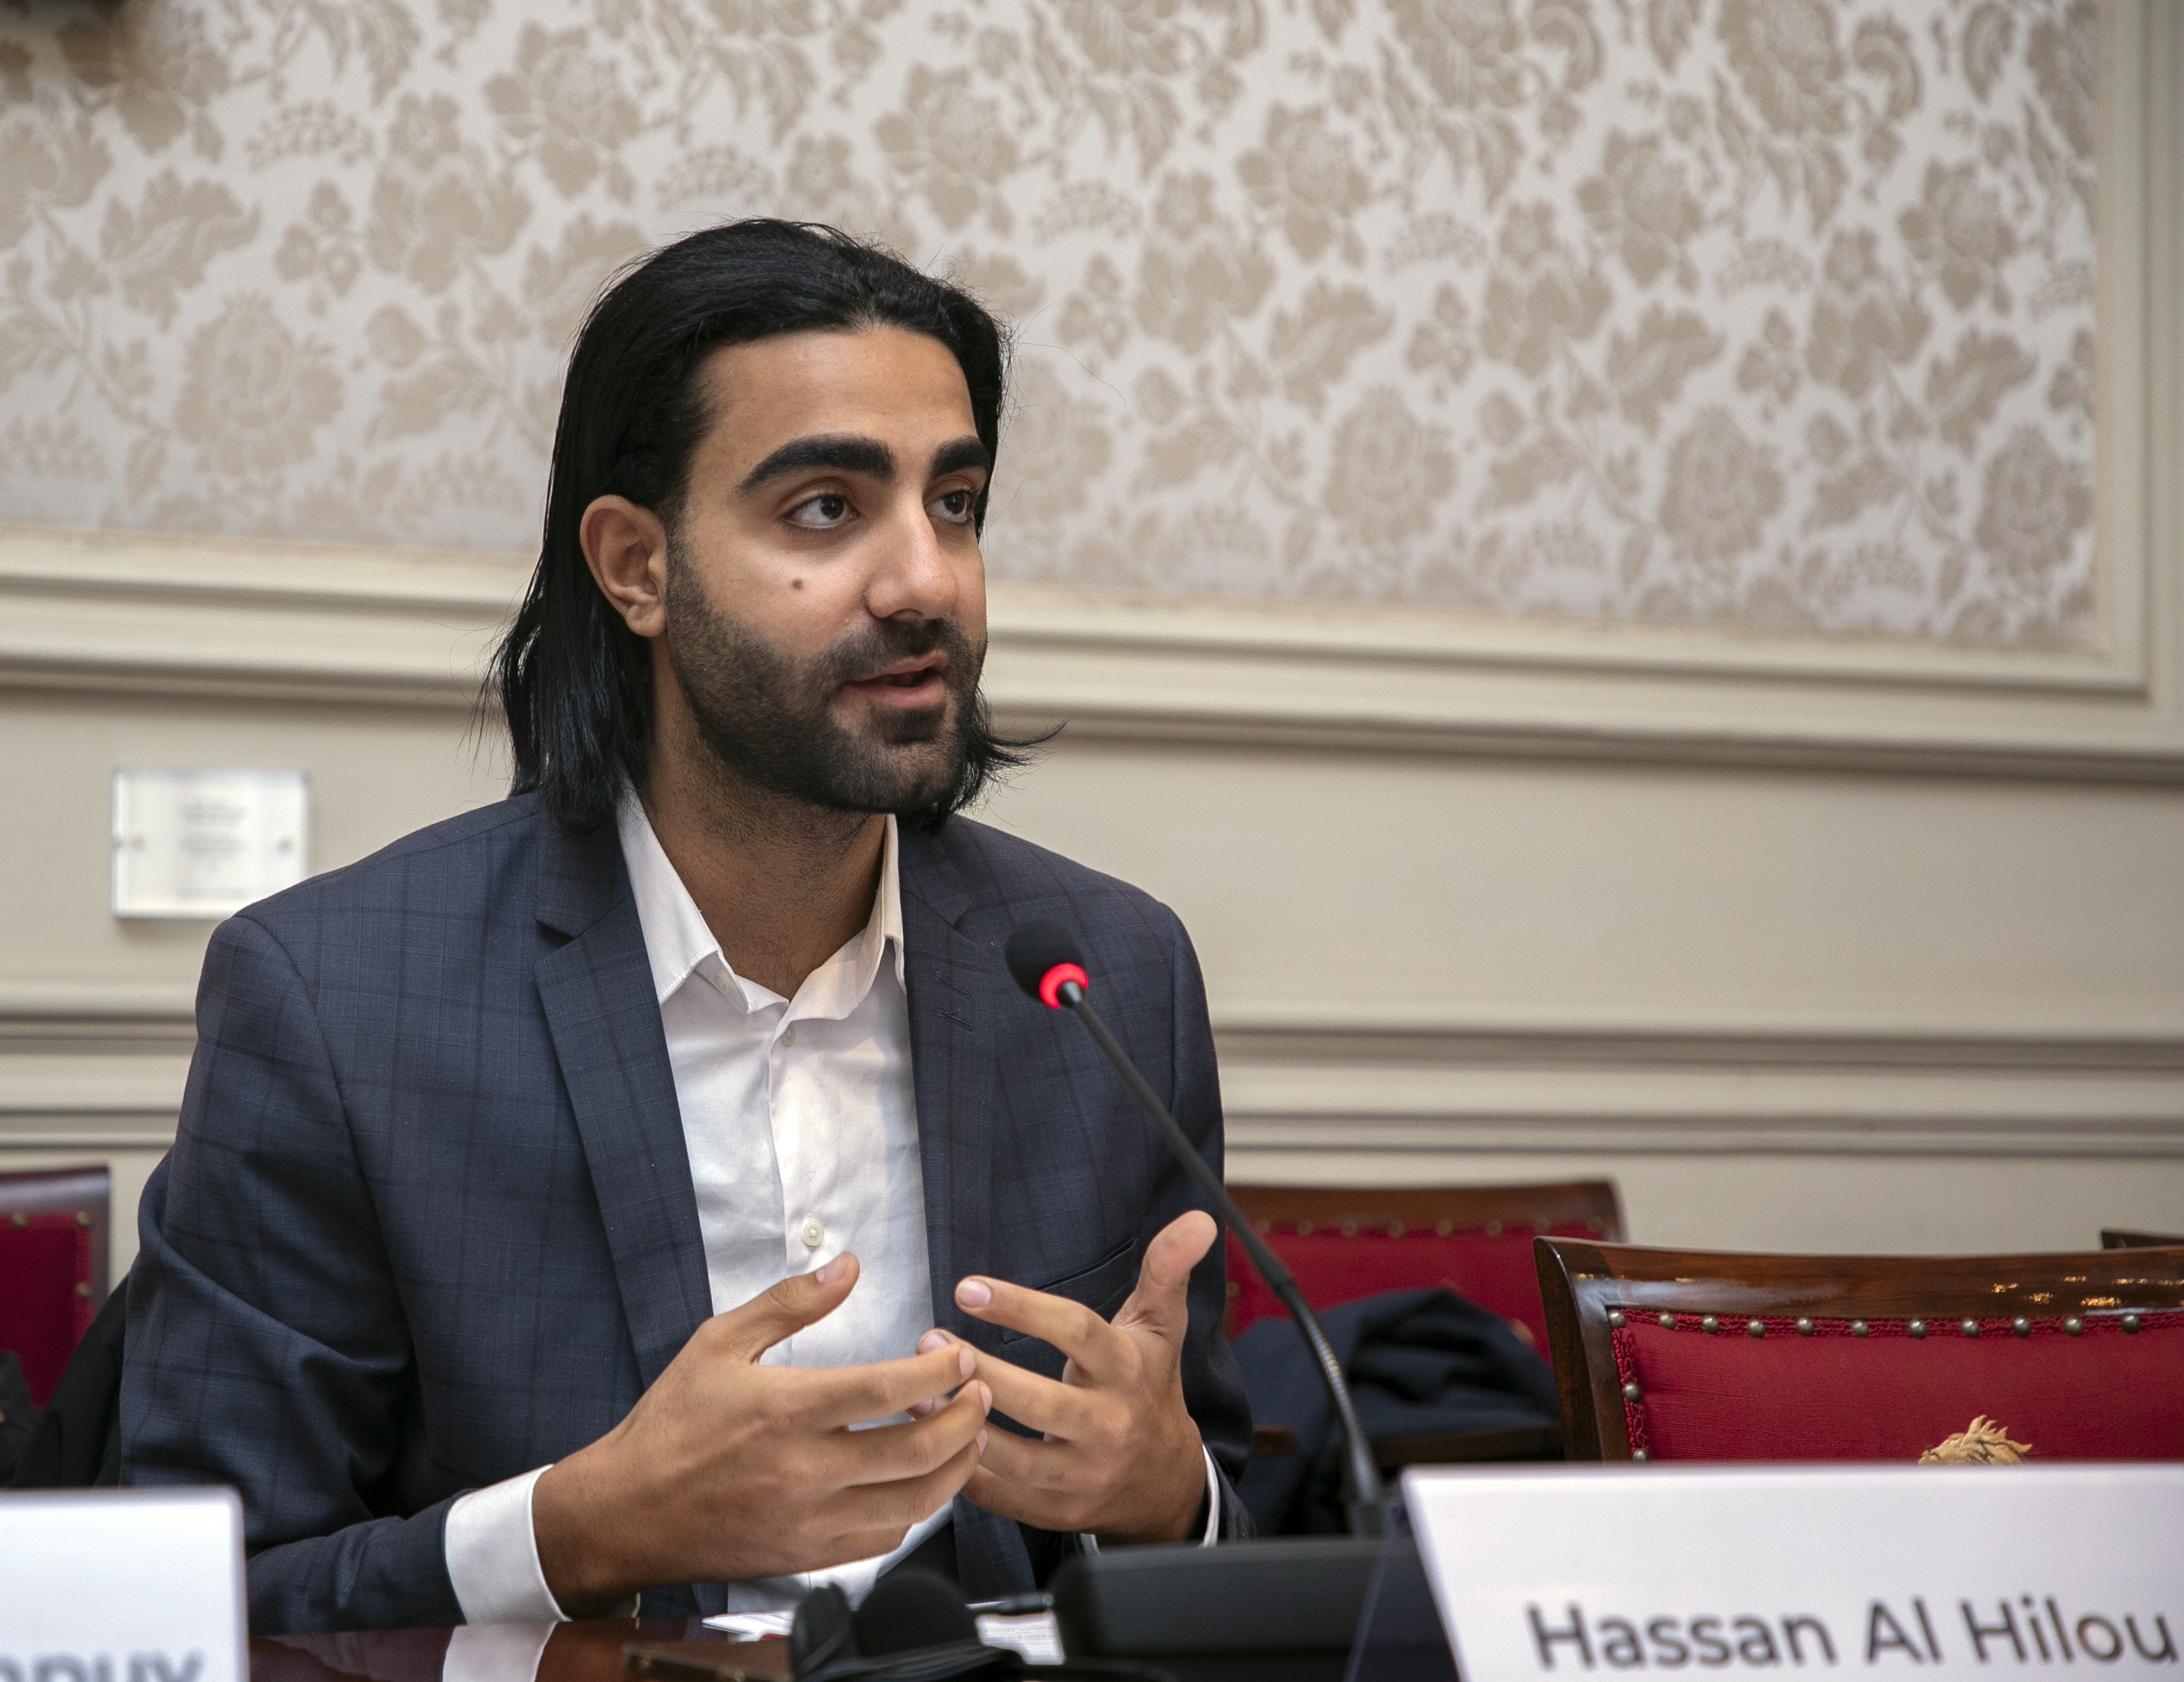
top-left (493, 219), bottom-right (1036, 833)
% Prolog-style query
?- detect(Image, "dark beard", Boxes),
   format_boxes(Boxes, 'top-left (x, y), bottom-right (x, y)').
top-left (662, 540), bottom-right (984, 817)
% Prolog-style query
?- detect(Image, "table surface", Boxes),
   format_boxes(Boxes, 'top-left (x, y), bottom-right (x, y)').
top-left (253, 1620), bottom-right (793, 1682)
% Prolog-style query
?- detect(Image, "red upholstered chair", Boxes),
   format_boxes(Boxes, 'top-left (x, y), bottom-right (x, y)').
top-left (1227, 1181), bottom-right (1621, 1464)
top-left (1535, 1238), bottom-right (2184, 1463)
top-left (0, 1165), bottom-right (111, 1408)
top-left (1227, 1181), bottom-right (1622, 1353)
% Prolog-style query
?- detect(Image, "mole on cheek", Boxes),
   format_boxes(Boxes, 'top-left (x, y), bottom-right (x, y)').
top-left (791, 577), bottom-right (804, 590)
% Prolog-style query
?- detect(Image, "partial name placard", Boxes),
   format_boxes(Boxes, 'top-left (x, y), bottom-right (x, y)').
top-left (0, 1487), bottom-right (247, 1682)
top-left (1406, 1464), bottom-right (2182, 1681)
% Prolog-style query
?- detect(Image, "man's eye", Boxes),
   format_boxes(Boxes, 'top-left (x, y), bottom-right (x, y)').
top-left (788, 493), bottom-right (853, 529)
top-left (930, 488), bottom-right (975, 524)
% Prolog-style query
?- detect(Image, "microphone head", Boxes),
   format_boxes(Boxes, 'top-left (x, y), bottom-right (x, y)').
top-left (1005, 919), bottom-right (1090, 1010)
top-left (850, 1568), bottom-right (979, 1655)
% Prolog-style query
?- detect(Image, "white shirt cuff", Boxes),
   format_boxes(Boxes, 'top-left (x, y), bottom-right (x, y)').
top-left (1080, 1443), bottom-right (1222, 1555)
top-left (445, 1465), bottom-right (569, 1625)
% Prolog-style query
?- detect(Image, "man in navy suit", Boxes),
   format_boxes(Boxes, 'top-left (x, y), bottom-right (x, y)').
top-left (122, 221), bottom-right (1250, 1632)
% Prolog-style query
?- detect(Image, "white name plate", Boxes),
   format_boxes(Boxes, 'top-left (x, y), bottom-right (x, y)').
top-left (1405, 1464), bottom-right (2184, 1680)
top-left (0, 1488), bottom-right (246, 1682)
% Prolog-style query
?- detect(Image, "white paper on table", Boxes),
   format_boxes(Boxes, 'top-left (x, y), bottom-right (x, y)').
top-left (976, 1612), bottom-right (1065, 1664)
top-left (704, 1610), bottom-right (797, 1640)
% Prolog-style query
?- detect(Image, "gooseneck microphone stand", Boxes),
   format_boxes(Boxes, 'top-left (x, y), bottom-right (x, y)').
top-left (1004, 921), bottom-right (1392, 1539)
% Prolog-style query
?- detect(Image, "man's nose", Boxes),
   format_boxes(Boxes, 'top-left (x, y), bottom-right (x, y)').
top-left (864, 496), bottom-right (963, 624)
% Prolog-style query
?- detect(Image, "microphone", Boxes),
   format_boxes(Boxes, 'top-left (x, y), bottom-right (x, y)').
top-left (1003, 919), bottom-right (1391, 1537)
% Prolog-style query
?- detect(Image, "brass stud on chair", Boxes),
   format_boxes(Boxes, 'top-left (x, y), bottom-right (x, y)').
top-left (1608, 1310), bottom-right (1626, 1329)
top-left (1533, 1216), bottom-right (1551, 1234)
top-left (1908, 1320), bottom-right (1926, 1338)
top-left (1387, 1221), bottom-right (1405, 1238)
top-left (1434, 1220), bottom-right (1453, 1238)
top-left (2064, 1316), bottom-right (2083, 1336)
top-left (1484, 1220), bottom-right (1503, 1237)
top-left (1339, 1221), bottom-right (1358, 1238)
top-left (1226, 1281), bottom-right (1240, 1298)
top-left (1699, 1314), bottom-right (1719, 1334)
top-left (75, 1281), bottom-right (92, 1298)
top-left (1297, 1220), bottom-right (1314, 1236)
top-left (1851, 1320), bottom-right (1869, 1336)
top-left (1746, 1319), bottom-right (1764, 1338)
top-left (2122, 1314), bottom-right (2142, 1334)
top-left (1960, 1319), bottom-right (1979, 1337)
top-left (1255, 1219), bottom-right (1271, 1234)
top-left (2012, 1316), bottom-right (2031, 1336)
top-left (8, 1213), bottom-right (23, 1229)
top-left (1586, 1216), bottom-right (1605, 1233)
top-left (1795, 1317), bottom-right (1814, 1336)
top-left (1657, 1312), bottom-right (1675, 1329)
top-left (1632, 1448), bottom-right (1650, 1462)
top-left (75, 1210), bottom-right (91, 1226)
top-left (1622, 1381), bottom-right (1641, 1400)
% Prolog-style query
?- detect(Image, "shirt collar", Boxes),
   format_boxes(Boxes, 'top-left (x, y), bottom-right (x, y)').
top-left (616, 791), bottom-right (905, 1014)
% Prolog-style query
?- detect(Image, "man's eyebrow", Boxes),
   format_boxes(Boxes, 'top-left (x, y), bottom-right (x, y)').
top-left (929, 437), bottom-right (991, 479)
top-left (736, 434), bottom-right (896, 495)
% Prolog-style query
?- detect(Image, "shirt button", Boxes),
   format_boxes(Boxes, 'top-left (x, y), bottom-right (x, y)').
top-left (800, 1216), bottom-right (825, 1249)
top-left (781, 1024), bottom-right (797, 1048)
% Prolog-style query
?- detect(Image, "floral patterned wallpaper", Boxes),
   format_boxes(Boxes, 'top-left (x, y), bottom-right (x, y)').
top-left (0, 0), bottom-right (2097, 643)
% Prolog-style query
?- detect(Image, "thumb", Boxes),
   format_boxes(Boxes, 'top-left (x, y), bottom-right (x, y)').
top-left (712, 1252), bottom-right (858, 1363)
top-left (1116, 1211), bottom-right (1218, 1344)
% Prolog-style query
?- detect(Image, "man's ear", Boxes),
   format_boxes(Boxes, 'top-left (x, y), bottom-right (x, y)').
top-left (579, 495), bottom-right (669, 640)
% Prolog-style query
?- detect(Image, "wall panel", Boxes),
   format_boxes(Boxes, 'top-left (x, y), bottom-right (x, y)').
top-left (2, 0), bottom-right (2179, 1280)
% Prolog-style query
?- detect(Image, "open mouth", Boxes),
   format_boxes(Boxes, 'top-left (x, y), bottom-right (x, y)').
top-left (842, 656), bottom-right (948, 707)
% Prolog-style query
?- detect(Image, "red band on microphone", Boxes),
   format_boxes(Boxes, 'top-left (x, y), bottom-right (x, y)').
top-left (1037, 962), bottom-right (1089, 1010)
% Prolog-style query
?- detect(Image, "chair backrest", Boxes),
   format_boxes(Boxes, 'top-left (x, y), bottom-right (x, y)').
top-left (0, 1166), bottom-right (110, 1408)
top-left (1225, 1181), bottom-right (1622, 1355)
top-left (1535, 1237), bottom-right (2184, 1463)
top-left (2102, 1228), bottom-right (2184, 1249)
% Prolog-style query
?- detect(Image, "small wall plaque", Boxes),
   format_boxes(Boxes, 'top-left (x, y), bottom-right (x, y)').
top-left (112, 767), bottom-right (309, 919)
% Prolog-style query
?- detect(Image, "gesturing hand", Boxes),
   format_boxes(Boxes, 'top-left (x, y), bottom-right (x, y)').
top-left (533, 1254), bottom-right (991, 1616)
top-left (920, 1210), bottom-right (1217, 1545)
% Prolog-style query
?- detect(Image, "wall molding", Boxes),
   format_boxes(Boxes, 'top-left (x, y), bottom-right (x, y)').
top-left (5, 984), bottom-right (2179, 1160)
top-left (2, 517), bottom-right (2182, 781)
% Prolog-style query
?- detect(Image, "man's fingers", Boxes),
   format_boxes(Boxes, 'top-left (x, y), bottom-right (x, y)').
top-left (820, 1436), bottom-right (985, 1538)
top-left (711, 1255), bottom-right (860, 1364)
top-left (1113, 1211), bottom-right (1217, 1343)
top-left (799, 1342), bottom-right (978, 1429)
top-left (964, 1422), bottom-right (1074, 1492)
top-left (828, 1383), bottom-right (991, 1487)
top-left (952, 1274), bottom-right (1127, 1380)
top-left (962, 1460), bottom-right (1078, 1529)
top-left (952, 1345), bottom-right (1099, 1439)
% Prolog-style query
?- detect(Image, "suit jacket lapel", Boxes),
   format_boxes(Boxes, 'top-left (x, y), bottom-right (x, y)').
top-left (899, 822), bottom-right (1036, 1596)
top-left (898, 823), bottom-right (998, 1343)
top-left (534, 817), bottom-right (713, 1390)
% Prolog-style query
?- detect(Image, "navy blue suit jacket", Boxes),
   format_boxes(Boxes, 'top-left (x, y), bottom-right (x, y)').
top-left (121, 795), bottom-right (1251, 1632)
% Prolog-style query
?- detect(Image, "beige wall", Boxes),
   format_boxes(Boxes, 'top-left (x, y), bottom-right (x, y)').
top-left (3, 0), bottom-right (2182, 1284)
top-left (7, 657), bottom-right (2184, 1285)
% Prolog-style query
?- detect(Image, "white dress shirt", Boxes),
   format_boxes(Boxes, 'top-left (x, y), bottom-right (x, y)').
top-left (444, 798), bottom-right (1215, 1626)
